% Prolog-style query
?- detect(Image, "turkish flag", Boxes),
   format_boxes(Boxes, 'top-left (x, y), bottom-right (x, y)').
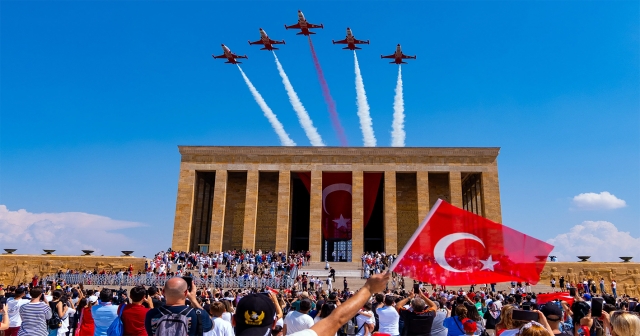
top-left (322, 173), bottom-right (353, 240)
top-left (390, 199), bottom-right (554, 285)
top-left (536, 292), bottom-right (574, 306)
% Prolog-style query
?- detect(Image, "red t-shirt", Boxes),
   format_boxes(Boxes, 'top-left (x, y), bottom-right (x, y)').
top-left (120, 304), bottom-right (150, 336)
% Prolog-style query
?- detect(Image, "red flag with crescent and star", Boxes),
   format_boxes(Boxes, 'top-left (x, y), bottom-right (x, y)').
top-left (390, 199), bottom-right (554, 285)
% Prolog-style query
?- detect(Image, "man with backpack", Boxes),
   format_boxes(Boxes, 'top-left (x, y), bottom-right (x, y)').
top-left (144, 277), bottom-right (212, 336)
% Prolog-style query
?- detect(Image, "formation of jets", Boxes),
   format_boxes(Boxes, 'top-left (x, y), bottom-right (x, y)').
top-left (213, 10), bottom-right (416, 65)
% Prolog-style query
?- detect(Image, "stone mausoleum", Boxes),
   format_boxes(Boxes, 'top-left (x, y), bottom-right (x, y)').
top-left (171, 146), bottom-right (502, 262)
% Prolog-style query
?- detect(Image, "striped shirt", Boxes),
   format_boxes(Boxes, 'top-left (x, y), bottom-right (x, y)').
top-left (18, 302), bottom-right (52, 336)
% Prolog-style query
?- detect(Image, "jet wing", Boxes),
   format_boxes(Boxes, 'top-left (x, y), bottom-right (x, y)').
top-left (269, 39), bottom-right (285, 45)
top-left (381, 54), bottom-right (396, 59)
top-left (212, 54), bottom-right (226, 59)
top-left (285, 23), bottom-right (301, 29)
top-left (353, 39), bottom-right (369, 44)
top-left (333, 38), bottom-right (349, 44)
top-left (307, 23), bottom-right (323, 29)
top-left (236, 55), bottom-right (248, 59)
top-left (248, 39), bottom-right (264, 45)
top-left (401, 54), bottom-right (416, 59)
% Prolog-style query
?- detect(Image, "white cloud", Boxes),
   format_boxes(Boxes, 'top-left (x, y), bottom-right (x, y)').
top-left (0, 205), bottom-right (146, 257)
top-left (572, 192), bottom-right (626, 210)
top-left (547, 221), bottom-right (640, 262)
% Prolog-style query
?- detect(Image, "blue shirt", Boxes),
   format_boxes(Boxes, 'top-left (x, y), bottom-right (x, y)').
top-left (92, 303), bottom-right (119, 336)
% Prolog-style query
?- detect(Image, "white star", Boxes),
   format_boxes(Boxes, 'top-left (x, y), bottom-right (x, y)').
top-left (332, 215), bottom-right (350, 230)
top-left (479, 256), bottom-right (499, 271)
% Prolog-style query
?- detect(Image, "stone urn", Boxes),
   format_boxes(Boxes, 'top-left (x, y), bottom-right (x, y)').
top-left (620, 257), bottom-right (633, 263)
top-left (82, 250), bottom-right (94, 256)
top-left (577, 256), bottom-right (591, 262)
top-left (121, 251), bottom-right (134, 257)
top-left (4, 249), bottom-right (17, 254)
top-left (43, 249), bottom-right (56, 255)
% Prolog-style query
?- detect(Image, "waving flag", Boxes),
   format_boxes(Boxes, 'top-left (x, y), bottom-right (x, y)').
top-left (390, 199), bottom-right (554, 285)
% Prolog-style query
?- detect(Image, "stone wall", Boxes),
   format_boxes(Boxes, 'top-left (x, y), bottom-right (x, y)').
top-left (0, 255), bottom-right (145, 286)
top-left (540, 262), bottom-right (640, 296)
top-left (222, 172), bottom-right (247, 250)
top-left (396, 173), bottom-right (418, 252)
top-left (255, 172), bottom-right (279, 251)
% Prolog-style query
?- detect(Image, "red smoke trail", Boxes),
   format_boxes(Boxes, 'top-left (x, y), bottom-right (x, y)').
top-left (308, 36), bottom-right (348, 146)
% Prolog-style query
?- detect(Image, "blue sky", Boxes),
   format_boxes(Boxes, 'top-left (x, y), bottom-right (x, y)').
top-left (1, 1), bottom-right (638, 259)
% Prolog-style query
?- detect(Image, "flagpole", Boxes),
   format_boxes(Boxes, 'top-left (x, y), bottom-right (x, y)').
top-left (389, 198), bottom-right (444, 272)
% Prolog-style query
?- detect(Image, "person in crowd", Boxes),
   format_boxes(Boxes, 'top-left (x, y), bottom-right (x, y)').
top-left (221, 299), bottom-right (234, 323)
top-left (57, 293), bottom-right (76, 336)
top-left (494, 305), bottom-right (526, 336)
top-left (18, 287), bottom-right (52, 336)
top-left (283, 299), bottom-right (314, 335)
top-left (47, 290), bottom-right (68, 336)
top-left (91, 288), bottom-right (119, 336)
top-left (208, 301), bottom-right (234, 336)
top-left (430, 301), bottom-right (449, 336)
top-left (539, 302), bottom-right (571, 336)
top-left (314, 302), bottom-right (336, 324)
top-left (395, 290), bottom-right (437, 336)
top-left (483, 302), bottom-right (501, 336)
top-left (444, 304), bottom-right (471, 336)
top-left (144, 277), bottom-right (213, 336)
top-left (602, 310), bottom-right (640, 336)
top-left (76, 295), bottom-right (97, 336)
top-left (377, 295), bottom-right (400, 336)
top-left (462, 318), bottom-right (477, 336)
top-left (120, 286), bottom-right (153, 336)
top-left (354, 302), bottom-right (374, 336)
top-left (1, 304), bottom-right (9, 331)
top-left (6, 287), bottom-right (29, 336)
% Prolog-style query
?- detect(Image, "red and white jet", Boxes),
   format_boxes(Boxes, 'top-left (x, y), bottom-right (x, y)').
top-left (381, 44), bottom-right (416, 64)
top-left (212, 44), bottom-right (248, 64)
top-left (284, 10), bottom-right (323, 36)
top-left (332, 28), bottom-right (369, 50)
top-left (248, 28), bottom-right (285, 51)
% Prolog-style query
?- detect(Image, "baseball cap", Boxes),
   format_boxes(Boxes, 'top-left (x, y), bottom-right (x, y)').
top-left (88, 296), bottom-right (98, 303)
top-left (583, 293), bottom-right (591, 301)
top-left (540, 302), bottom-right (563, 321)
top-left (234, 294), bottom-right (276, 336)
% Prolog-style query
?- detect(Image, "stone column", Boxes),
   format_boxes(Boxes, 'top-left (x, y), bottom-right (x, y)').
top-left (208, 170), bottom-right (227, 253)
top-left (416, 171), bottom-right (430, 222)
top-left (172, 165), bottom-right (196, 252)
top-left (482, 167), bottom-right (503, 223)
top-left (242, 170), bottom-right (260, 250)
top-left (449, 171), bottom-right (463, 208)
top-left (275, 170), bottom-right (291, 253)
top-left (351, 171), bottom-right (364, 263)
top-left (309, 170), bottom-right (323, 262)
top-left (384, 171), bottom-right (398, 255)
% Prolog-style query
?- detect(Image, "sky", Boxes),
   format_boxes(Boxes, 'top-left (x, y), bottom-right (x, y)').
top-left (1, 1), bottom-right (638, 261)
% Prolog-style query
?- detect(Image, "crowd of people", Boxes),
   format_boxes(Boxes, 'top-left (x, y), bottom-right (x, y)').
top-left (1, 267), bottom-right (639, 336)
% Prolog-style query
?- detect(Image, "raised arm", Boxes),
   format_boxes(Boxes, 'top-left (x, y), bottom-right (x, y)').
top-left (418, 291), bottom-right (437, 311)
top-left (312, 273), bottom-right (390, 336)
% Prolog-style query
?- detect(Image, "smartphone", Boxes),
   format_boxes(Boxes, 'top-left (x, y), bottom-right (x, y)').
top-left (629, 301), bottom-right (637, 311)
top-left (592, 297), bottom-right (604, 318)
top-left (413, 283), bottom-right (420, 294)
top-left (569, 287), bottom-right (577, 297)
top-left (182, 276), bottom-right (193, 291)
top-left (512, 309), bottom-right (539, 322)
top-left (522, 303), bottom-right (532, 311)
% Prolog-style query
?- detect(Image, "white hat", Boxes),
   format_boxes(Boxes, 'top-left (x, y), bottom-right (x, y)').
top-left (88, 296), bottom-right (98, 303)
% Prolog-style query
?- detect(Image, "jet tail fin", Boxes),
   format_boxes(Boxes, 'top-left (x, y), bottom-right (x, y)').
top-left (354, 46), bottom-right (362, 50)
top-left (298, 31), bottom-right (315, 35)
top-left (401, 61), bottom-right (408, 64)
top-left (260, 47), bottom-right (277, 50)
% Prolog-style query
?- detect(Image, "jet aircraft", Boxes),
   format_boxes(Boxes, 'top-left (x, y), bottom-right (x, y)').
top-left (284, 10), bottom-right (323, 35)
top-left (380, 44), bottom-right (416, 64)
top-left (248, 28), bottom-right (285, 51)
top-left (332, 28), bottom-right (370, 50)
top-left (212, 44), bottom-right (248, 64)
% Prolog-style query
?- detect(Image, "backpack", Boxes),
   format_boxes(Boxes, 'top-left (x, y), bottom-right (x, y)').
top-left (107, 305), bottom-right (124, 336)
top-left (154, 307), bottom-right (207, 336)
top-left (47, 302), bottom-right (63, 330)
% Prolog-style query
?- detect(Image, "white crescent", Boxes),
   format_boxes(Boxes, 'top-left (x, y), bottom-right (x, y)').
top-left (433, 233), bottom-right (485, 273)
top-left (322, 183), bottom-right (352, 214)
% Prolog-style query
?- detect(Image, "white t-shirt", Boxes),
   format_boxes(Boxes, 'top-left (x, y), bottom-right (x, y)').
top-left (7, 297), bottom-right (30, 327)
top-left (355, 311), bottom-right (375, 336)
top-left (206, 317), bottom-right (234, 336)
top-left (284, 311), bottom-right (315, 335)
top-left (289, 330), bottom-right (317, 336)
top-left (376, 305), bottom-right (400, 336)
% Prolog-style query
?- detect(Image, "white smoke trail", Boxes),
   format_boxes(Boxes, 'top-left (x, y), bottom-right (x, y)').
top-left (391, 65), bottom-right (405, 147)
top-left (272, 52), bottom-right (324, 146)
top-left (236, 65), bottom-right (296, 146)
top-left (354, 51), bottom-right (376, 147)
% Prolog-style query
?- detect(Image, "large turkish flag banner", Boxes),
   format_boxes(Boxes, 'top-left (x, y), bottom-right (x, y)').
top-left (322, 172), bottom-right (352, 241)
top-left (390, 199), bottom-right (554, 285)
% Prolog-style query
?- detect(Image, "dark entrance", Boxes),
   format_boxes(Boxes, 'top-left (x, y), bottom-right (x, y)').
top-left (364, 177), bottom-right (384, 253)
top-left (289, 173), bottom-right (310, 253)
